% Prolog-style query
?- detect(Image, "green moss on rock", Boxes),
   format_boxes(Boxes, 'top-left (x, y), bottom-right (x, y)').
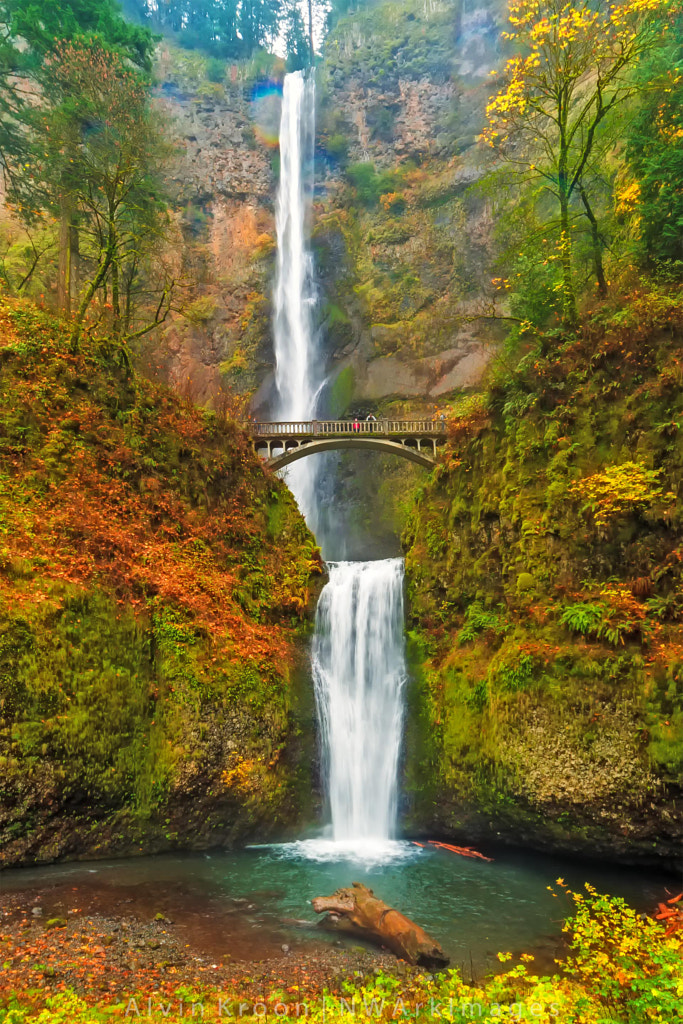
top-left (0, 297), bottom-right (321, 867)
top-left (402, 294), bottom-right (683, 864)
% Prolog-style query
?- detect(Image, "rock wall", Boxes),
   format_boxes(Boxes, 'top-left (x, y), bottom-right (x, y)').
top-left (313, 0), bottom-right (506, 413)
top-left (148, 3), bottom-right (508, 416)
top-left (145, 48), bottom-right (281, 409)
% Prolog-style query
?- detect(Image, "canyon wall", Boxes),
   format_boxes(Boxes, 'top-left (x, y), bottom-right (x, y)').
top-left (150, 1), bottom-right (507, 417)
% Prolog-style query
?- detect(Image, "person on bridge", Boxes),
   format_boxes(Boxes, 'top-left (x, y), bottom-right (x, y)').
top-left (353, 418), bottom-right (360, 432)
top-left (366, 413), bottom-right (377, 432)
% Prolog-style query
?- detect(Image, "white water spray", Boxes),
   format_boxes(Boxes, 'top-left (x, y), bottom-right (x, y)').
top-left (272, 74), bottom-right (409, 858)
top-left (312, 559), bottom-right (407, 842)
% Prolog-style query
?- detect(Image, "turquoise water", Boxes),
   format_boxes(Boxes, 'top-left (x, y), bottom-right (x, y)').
top-left (1, 841), bottom-right (675, 976)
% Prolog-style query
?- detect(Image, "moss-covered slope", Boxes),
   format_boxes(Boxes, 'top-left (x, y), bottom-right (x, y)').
top-left (402, 291), bottom-right (683, 864)
top-left (0, 298), bottom-right (321, 867)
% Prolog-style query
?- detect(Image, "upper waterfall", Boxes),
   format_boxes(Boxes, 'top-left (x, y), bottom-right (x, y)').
top-left (272, 71), bottom-right (322, 527)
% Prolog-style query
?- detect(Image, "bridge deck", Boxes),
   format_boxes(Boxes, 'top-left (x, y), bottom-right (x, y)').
top-left (248, 418), bottom-right (446, 438)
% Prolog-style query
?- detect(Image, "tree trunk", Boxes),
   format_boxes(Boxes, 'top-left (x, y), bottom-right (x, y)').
top-left (312, 883), bottom-right (449, 968)
top-left (111, 255), bottom-right (121, 338)
top-left (559, 196), bottom-right (577, 327)
top-left (558, 116), bottom-right (577, 328)
top-left (57, 200), bottom-right (72, 315)
top-left (578, 184), bottom-right (608, 299)
top-left (69, 245), bottom-right (114, 353)
top-left (70, 223), bottom-right (80, 309)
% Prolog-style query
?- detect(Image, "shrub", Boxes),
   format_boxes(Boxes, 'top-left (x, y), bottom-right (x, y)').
top-left (206, 57), bottom-right (225, 83)
top-left (570, 462), bottom-right (671, 528)
top-left (326, 133), bottom-right (349, 163)
top-left (458, 601), bottom-right (507, 644)
top-left (183, 295), bottom-right (217, 325)
top-left (379, 191), bottom-right (406, 213)
top-left (559, 882), bottom-right (683, 1024)
top-left (346, 162), bottom-right (400, 206)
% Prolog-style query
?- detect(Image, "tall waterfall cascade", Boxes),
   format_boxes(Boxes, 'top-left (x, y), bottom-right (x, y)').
top-left (272, 70), bottom-right (321, 529)
top-left (272, 73), bottom-right (409, 858)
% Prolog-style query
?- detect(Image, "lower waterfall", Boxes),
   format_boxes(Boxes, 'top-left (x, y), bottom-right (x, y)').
top-left (311, 559), bottom-right (407, 843)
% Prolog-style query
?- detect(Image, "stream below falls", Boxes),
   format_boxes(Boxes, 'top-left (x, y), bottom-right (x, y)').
top-left (0, 845), bottom-right (674, 977)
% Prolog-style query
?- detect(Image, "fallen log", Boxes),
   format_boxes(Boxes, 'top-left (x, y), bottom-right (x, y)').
top-left (428, 840), bottom-right (494, 862)
top-left (311, 882), bottom-right (449, 969)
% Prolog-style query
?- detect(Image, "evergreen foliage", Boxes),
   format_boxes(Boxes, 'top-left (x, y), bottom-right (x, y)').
top-left (7, 38), bottom-right (174, 347)
top-left (123, 0), bottom-right (317, 60)
top-left (626, 13), bottom-right (683, 272)
top-left (0, 0), bottom-right (154, 166)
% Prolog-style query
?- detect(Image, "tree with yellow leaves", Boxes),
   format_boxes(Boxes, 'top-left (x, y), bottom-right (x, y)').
top-left (483, 0), bottom-right (671, 325)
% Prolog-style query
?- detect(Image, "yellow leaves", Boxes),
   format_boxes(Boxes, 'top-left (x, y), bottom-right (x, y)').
top-left (616, 180), bottom-right (641, 214)
top-left (499, 0), bottom-right (670, 71)
top-left (222, 754), bottom-right (266, 795)
top-left (570, 463), bottom-right (669, 528)
top-left (610, 0), bottom-right (669, 26)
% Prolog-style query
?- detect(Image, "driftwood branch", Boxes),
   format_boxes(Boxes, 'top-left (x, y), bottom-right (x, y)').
top-left (312, 882), bottom-right (448, 968)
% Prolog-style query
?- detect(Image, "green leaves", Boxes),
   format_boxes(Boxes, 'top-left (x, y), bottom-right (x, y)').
top-left (560, 602), bottom-right (607, 637)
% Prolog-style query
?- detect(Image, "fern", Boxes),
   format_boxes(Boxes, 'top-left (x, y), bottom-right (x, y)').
top-left (560, 603), bottom-right (606, 636)
top-left (560, 602), bottom-right (633, 647)
top-left (458, 601), bottom-right (507, 644)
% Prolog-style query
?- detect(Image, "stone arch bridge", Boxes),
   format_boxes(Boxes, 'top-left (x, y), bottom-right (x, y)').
top-left (247, 419), bottom-right (447, 469)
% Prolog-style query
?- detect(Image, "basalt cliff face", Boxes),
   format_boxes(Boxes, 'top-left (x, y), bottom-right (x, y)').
top-left (401, 299), bottom-right (683, 868)
top-left (151, 1), bottom-right (506, 417)
top-left (312, 0), bottom-right (505, 414)
top-left (146, 47), bottom-right (280, 409)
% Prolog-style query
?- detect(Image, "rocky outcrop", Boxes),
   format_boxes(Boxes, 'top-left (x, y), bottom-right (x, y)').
top-left (147, 3), bottom-right (508, 415)
top-left (0, 297), bottom-right (322, 867)
top-left (334, 335), bottom-right (494, 402)
top-left (321, 2), bottom-right (501, 168)
top-left (145, 50), bottom-right (281, 408)
top-left (313, 0), bottom-right (507, 413)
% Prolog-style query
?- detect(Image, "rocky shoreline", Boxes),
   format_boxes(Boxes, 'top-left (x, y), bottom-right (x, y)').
top-left (0, 885), bottom-right (399, 1007)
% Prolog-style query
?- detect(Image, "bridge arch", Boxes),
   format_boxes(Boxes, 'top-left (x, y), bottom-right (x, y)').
top-left (267, 437), bottom-right (436, 470)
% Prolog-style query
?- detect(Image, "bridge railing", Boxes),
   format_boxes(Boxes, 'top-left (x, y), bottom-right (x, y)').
top-left (246, 419), bottom-right (447, 437)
